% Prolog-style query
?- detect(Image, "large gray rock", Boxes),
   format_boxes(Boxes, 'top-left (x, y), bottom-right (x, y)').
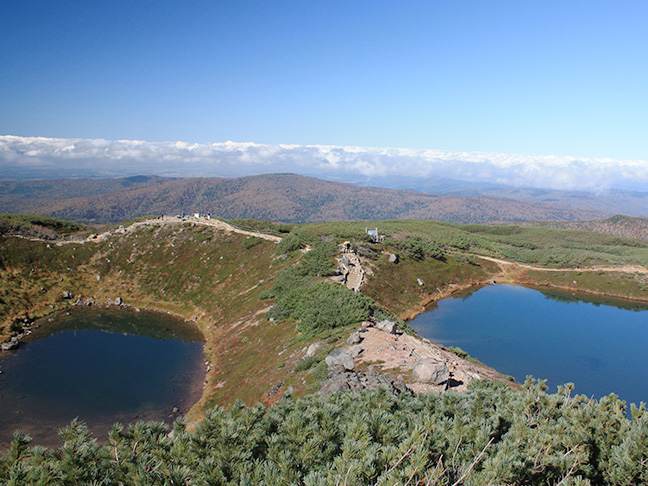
top-left (347, 346), bottom-right (363, 358)
top-left (320, 369), bottom-right (412, 396)
top-left (375, 319), bottom-right (397, 334)
top-left (305, 342), bottom-right (322, 358)
top-left (325, 349), bottom-right (355, 371)
top-left (347, 331), bottom-right (363, 345)
top-left (413, 359), bottom-right (450, 385)
top-left (387, 253), bottom-right (399, 264)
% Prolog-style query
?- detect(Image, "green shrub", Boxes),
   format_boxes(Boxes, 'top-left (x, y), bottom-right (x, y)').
top-left (293, 356), bottom-right (320, 372)
top-left (386, 236), bottom-right (444, 261)
top-left (269, 282), bottom-right (372, 335)
top-left (300, 241), bottom-right (337, 277)
top-left (258, 289), bottom-right (274, 300)
top-left (446, 345), bottom-right (483, 365)
top-left (275, 234), bottom-right (302, 255)
top-left (242, 236), bottom-right (262, 249)
top-left (1, 380), bottom-right (640, 485)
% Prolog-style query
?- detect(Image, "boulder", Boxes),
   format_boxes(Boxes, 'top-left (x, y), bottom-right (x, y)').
top-left (320, 369), bottom-right (412, 397)
top-left (325, 349), bottom-right (355, 371)
top-left (387, 253), bottom-right (399, 264)
top-left (347, 331), bottom-right (363, 345)
top-left (305, 342), bottom-right (322, 358)
top-left (375, 319), bottom-right (397, 334)
top-left (115, 297), bottom-right (123, 305)
top-left (347, 346), bottom-right (363, 358)
top-left (62, 290), bottom-right (73, 299)
top-left (413, 359), bottom-right (450, 385)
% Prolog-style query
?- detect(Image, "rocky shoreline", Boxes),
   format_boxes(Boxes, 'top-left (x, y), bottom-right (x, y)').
top-left (318, 319), bottom-right (514, 398)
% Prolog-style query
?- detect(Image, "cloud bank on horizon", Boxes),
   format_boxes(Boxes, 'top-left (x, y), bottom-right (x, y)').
top-left (1, 135), bottom-right (647, 193)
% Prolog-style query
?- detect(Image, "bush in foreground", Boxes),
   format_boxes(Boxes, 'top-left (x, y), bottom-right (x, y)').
top-left (2, 379), bottom-right (647, 485)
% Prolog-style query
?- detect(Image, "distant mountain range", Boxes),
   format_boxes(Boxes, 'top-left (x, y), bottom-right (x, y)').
top-left (0, 173), bottom-right (609, 225)
top-left (342, 175), bottom-right (648, 217)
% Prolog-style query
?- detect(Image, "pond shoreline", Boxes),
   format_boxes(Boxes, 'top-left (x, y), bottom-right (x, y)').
top-left (0, 305), bottom-right (206, 449)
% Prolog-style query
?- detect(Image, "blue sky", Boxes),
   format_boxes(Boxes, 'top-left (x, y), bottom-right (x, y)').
top-left (1, 1), bottom-right (647, 161)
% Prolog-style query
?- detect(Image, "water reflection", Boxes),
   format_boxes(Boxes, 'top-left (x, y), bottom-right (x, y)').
top-left (412, 285), bottom-right (648, 409)
top-left (0, 307), bottom-right (204, 449)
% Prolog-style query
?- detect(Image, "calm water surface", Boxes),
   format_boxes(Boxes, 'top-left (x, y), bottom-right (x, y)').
top-left (0, 307), bottom-right (204, 449)
top-left (410, 285), bottom-right (648, 407)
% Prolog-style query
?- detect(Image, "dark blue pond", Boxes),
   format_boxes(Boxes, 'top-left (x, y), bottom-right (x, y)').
top-left (0, 308), bottom-right (205, 449)
top-left (410, 285), bottom-right (648, 407)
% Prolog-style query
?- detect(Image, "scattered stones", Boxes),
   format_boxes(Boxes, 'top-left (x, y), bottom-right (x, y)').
top-left (268, 381), bottom-right (285, 397)
top-left (358, 321), bottom-right (372, 333)
top-left (1, 340), bottom-right (19, 351)
top-left (325, 349), bottom-right (355, 371)
top-left (413, 359), bottom-right (450, 385)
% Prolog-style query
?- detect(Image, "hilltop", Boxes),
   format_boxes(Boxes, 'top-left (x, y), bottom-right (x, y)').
top-left (0, 174), bottom-right (608, 225)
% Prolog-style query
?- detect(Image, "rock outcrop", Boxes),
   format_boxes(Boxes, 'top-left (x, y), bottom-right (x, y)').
top-left (375, 319), bottom-right (398, 334)
top-left (336, 245), bottom-right (365, 292)
top-left (318, 319), bottom-right (507, 398)
top-left (325, 349), bottom-right (355, 371)
top-left (320, 369), bottom-right (412, 396)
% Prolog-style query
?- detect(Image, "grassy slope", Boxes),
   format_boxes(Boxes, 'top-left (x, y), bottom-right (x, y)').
top-left (0, 221), bottom-right (311, 420)
top-left (300, 219), bottom-right (648, 312)
top-left (2, 216), bottom-right (648, 421)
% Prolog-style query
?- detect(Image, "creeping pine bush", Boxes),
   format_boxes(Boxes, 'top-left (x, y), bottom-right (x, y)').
top-left (275, 234), bottom-right (303, 254)
top-left (242, 236), bottom-right (262, 249)
top-left (2, 380), bottom-right (646, 485)
top-left (387, 236), bottom-right (444, 261)
top-left (269, 281), bottom-right (373, 335)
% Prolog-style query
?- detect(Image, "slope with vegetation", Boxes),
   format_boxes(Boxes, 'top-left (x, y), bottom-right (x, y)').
top-left (0, 174), bottom-right (608, 225)
top-left (529, 214), bottom-right (648, 241)
top-left (3, 381), bottom-right (647, 485)
top-left (2, 214), bottom-right (648, 483)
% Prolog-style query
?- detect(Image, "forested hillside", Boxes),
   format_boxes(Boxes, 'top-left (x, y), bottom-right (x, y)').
top-left (0, 174), bottom-right (607, 224)
top-left (529, 215), bottom-right (648, 241)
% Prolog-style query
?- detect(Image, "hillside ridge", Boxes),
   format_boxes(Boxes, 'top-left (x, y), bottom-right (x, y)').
top-left (0, 174), bottom-right (608, 225)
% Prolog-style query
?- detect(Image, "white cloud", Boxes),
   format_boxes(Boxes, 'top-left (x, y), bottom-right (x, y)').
top-left (1, 134), bottom-right (648, 192)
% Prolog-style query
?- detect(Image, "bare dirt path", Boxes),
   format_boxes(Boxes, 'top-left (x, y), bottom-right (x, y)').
top-left (476, 255), bottom-right (648, 275)
top-left (48, 216), bottom-right (283, 245)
